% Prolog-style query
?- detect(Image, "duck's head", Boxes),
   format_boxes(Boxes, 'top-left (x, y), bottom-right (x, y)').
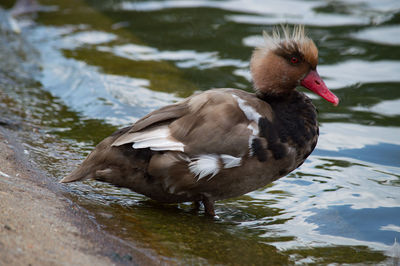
top-left (250, 25), bottom-right (339, 105)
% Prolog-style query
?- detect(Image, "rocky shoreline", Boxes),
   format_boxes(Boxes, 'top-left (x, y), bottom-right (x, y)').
top-left (0, 126), bottom-right (159, 265)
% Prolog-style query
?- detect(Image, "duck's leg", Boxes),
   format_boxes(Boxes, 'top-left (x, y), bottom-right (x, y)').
top-left (193, 201), bottom-right (201, 210)
top-left (202, 197), bottom-right (215, 216)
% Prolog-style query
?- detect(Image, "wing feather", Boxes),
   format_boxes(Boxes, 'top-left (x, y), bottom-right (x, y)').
top-left (112, 89), bottom-right (272, 157)
top-left (131, 102), bottom-right (189, 132)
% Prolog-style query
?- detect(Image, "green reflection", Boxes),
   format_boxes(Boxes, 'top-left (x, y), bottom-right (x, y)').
top-left (75, 194), bottom-right (291, 265)
top-left (63, 48), bottom-right (196, 97)
top-left (284, 246), bottom-right (386, 265)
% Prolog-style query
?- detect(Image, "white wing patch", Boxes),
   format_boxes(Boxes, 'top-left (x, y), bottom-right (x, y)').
top-left (247, 122), bottom-right (259, 135)
top-left (129, 125), bottom-right (185, 152)
top-left (248, 135), bottom-right (256, 156)
top-left (220, 154), bottom-right (242, 169)
top-left (189, 154), bottom-right (242, 181)
top-left (232, 94), bottom-right (262, 157)
top-left (189, 154), bottom-right (220, 181)
top-left (232, 94), bottom-right (262, 123)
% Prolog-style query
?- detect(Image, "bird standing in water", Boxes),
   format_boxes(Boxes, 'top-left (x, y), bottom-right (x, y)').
top-left (61, 25), bottom-right (339, 216)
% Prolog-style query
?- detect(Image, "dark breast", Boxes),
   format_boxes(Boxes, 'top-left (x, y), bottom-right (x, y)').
top-left (256, 91), bottom-right (319, 170)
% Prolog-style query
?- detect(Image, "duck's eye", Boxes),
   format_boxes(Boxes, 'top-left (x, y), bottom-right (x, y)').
top-left (290, 56), bottom-right (299, 64)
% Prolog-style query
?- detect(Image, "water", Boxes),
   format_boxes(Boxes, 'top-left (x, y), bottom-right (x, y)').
top-left (1, 0), bottom-right (400, 264)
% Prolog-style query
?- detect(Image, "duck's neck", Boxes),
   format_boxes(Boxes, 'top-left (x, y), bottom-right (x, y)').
top-left (256, 90), bottom-right (293, 103)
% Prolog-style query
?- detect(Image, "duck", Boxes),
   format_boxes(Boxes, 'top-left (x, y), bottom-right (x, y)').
top-left (61, 25), bottom-right (339, 216)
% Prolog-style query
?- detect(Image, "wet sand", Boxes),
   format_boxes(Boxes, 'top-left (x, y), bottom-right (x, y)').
top-left (0, 126), bottom-right (158, 265)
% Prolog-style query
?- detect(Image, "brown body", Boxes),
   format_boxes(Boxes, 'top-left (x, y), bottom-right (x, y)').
top-left (61, 26), bottom-right (338, 216)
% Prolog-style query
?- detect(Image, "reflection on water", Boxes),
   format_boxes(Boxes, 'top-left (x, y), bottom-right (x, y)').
top-left (1, 0), bottom-right (400, 264)
top-left (354, 25), bottom-right (400, 46)
top-left (307, 205), bottom-right (400, 245)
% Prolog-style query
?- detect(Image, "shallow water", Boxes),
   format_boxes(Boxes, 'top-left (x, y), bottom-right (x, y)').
top-left (1, 0), bottom-right (400, 264)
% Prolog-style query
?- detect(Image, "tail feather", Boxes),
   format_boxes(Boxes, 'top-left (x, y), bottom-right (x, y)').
top-left (60, 166), bottom-right (92, 183)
